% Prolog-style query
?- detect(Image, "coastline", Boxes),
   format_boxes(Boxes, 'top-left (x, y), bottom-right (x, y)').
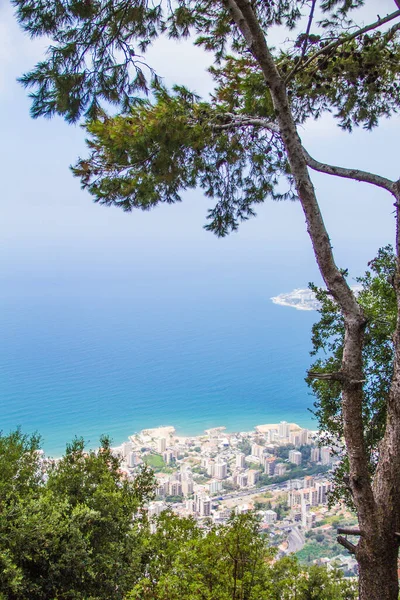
top-left (271, 284), bottom-right (362, 312)
top-left (271, 288), bottom-right (321, 312)
top-left (46, 413), bottom-right (317, 459)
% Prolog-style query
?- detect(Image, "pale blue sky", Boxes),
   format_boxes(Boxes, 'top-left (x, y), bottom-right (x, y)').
top-left (1, 0), bottom-right (399, 297)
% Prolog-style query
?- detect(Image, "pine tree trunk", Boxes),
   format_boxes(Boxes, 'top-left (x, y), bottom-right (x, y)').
top-left (226, 4), bottom-right (400, 596)
top-left (357, 537), bottom-right (399, 600)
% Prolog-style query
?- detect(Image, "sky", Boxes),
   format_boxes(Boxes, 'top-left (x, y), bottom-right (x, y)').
top-left (1, 0), bottom-right (399, 299)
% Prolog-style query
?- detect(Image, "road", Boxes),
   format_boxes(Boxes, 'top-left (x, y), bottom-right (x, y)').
top-left (219, 483), bottom-right (283, 501)
top-left (287, 526), bottom-right (305, 553)
top-left (217, 473), bottom-right (329, 503)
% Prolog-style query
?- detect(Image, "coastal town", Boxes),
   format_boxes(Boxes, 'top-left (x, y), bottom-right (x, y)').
top-left (271, 289), bottom-right (322, 311)
top-left (112, 422), bottom-right (358, 577)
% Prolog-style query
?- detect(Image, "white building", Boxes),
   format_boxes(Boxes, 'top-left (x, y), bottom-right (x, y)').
top-left (303, 476), bottom-right (314, 489)
top-left (168, 480), bottom-right (182, 496)
top-left (274, 463), bottom-right (287, 476)
top-left (157, 437), bottom-right (167, 453)
top-left (264, 509), bottom-right (278, 524)
top-left (310, 447), bottom-right (320, 462)
top-left (247, 469), bottom-right (260, 486)
top-left (163, 450), bottom-right (175, 464)
top-left (316, 480), bottom-right (331, 504)
top-left (206, 459), bottom-right (215, 477)
top-left (155, 477), bottom-right (169, 497)
top-left (289, 429), bottom-right (309, 447)
top-left (268, 429), bottom-right (279, 443)
top-left (121, 441), bottom-right (133, 457)
top-left (289, 432), bottom-right (301, 447)
top-left (182, 479), bottom-right (194, 497)
top-left (262, 456), bottom-right (276, 476)
top-left (237, 472), bottom-right (248, 488)
top-left (127, 451), bottom-right (140, 468)
top-left (278, 421), bottom-right (290, 440)
top-left (209, 479), bottom-right (223, 495)
top-left (251, 443), bottom-right (264, 459)
top-left (148, 501), bottom-right (167, 517)
top-left (299, 429), bottom-right (309, 445)
top-left (235, 453), bottom-right (246, 469)
top-left (198, 496), bottom-right (211, 517)
top-left (301, 496), bottom-right (317, 529)
top-left (214, 461), bottom-right (228, 480)
top-left (289, 450), bottom-right (302, 466)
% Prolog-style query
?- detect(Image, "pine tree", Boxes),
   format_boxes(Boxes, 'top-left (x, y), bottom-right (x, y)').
top-left (11, 2), bottom-right (400, 597)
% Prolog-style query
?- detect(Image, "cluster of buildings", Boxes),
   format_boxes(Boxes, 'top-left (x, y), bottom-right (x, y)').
top-left (109, 423), bottom-right (358, 577)
top-left (287, 476), bottom-right (332, 528)
top-left (154, 465), bottom-right (195, 498)
top-left (110, 422), bottom-right (336, 525)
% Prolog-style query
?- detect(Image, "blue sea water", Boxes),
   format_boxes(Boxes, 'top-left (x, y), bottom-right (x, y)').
top-left (1, 256), bottom-right (319, 457)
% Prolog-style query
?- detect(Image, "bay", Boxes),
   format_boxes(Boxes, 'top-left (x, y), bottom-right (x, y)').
top-left (0, 258), bottom-right (318, 456)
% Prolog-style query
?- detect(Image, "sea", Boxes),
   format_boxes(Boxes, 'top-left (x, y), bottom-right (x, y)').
top-left (1, 254), bottom-right (319, 457)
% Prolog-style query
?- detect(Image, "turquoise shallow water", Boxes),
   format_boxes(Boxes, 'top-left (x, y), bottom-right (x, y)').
top-left (1, 262), bottom-right (318, 456)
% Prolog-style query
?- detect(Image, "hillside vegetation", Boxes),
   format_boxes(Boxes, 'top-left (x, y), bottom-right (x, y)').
top-left (0, 430), bottom-right (356, 600)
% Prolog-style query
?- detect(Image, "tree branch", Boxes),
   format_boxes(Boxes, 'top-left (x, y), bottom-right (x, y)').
top-left (337, 535), bottom-right (357, 554)
top-left (308, 371), bottom-right (365, 385)
top-left (212, 120), bottom-right (396, 200)
top-left (337, 528), bottom-right (363, 536)
top-left (300, 9), bottom-right (400, 73)
top-left (303, 148), bottom-right (396, 195)
top-left (307, 371), bottom-right (344, 382)
top-left (383, 21), bottom-right (400, 43)
top-left (212, 119), bottom-right (396, 201)
top-left (286, 0), bottom-right (317, 82)
top-left (211, 113), bottom-right (280, 133)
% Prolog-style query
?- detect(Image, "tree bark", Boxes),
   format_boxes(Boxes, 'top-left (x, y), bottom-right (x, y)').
top-left (223, 1), bottom-right (400, 597)
top-left (369, 183), bottom-right (400, 600)
top-left (302, 147), bottom-right (395, 193)
top-left (357, 536), bottom-right (399, 600)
